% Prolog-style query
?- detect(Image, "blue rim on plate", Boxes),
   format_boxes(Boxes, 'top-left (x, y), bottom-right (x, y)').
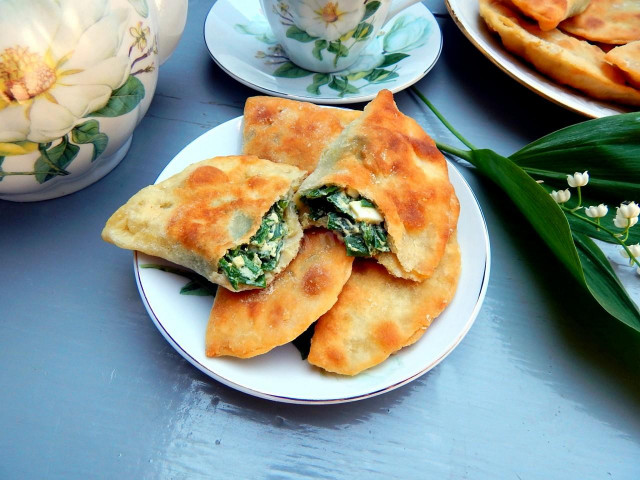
top-left (132, 115), bottom-right (491, 405)
top-left (204, 0), bottom-right (443, 104)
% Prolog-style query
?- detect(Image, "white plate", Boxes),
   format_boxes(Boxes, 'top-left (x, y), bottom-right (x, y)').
top-left (134, 115), bottom-right (490, 404)
top-left (445, 0), bottom-right (631, 118)
top-left (204, 0), bottom-right (443, 104)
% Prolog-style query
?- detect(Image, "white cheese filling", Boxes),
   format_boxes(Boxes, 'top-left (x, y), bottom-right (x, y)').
top-left (231, 255), bottom-right (245, 268)
top-left (348, 200), bottom-right (384, 224)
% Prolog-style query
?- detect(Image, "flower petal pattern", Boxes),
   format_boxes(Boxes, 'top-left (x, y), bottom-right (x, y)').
top-left (27, 98), bottom-right (76, 143)
top-left (292, 0), bottom-right (365, 41)
top-left (0, 0), bottom-right (134, 144)
top-left (0, 104), bottom-right (30, 142)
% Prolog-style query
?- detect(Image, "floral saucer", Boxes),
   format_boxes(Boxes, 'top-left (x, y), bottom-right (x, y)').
top-left (204, 0), bottom-right (442, 104)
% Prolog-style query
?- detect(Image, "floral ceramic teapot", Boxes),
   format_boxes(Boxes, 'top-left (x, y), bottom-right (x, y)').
top-left (0, 0), bottom-right (187, 201)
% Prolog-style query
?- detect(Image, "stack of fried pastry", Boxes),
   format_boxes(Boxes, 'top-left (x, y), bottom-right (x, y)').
top-left (102, 91), bottom-right (461, 376)
top-left (479, 0), bottom-right (640, 105)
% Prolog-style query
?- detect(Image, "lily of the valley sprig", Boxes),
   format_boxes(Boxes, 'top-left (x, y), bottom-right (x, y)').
top-left (550, 172), bottom-right (640, 275)
top-left (566, 171), bottom-right (588, 211)
top-left (411, 86), bottom-right (640, 333)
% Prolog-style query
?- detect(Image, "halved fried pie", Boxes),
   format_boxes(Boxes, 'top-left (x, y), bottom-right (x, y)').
top-left (294, 90), bottom-right (459, 281)
top-left (102, 155), bottom-right (305, 291)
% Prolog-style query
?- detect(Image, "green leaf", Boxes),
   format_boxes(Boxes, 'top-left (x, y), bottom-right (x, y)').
top-left (346, 70), bottom-right (372, 81)
top-left (379, 53), bottom-right (410, 68)
top-left (302, 184), bottom-right (341, 198)
top-left (180, 280), bottom-right (215, 296)
top-left (361, 222), bottom-right (390, 253)
top-left (91, 75), bottom-right (145, 117)
top-left (353, 22), bottom-right (373, 40)
top-left (468, 148), bottom-right (640, 333)
top-left (273, 61), bottom-right (313, 78)
top-left (71, 120), bottom-right (109, 162)
top-left (327, 191), bottom-right (353, 216)
top-left (141, 264), bottom-right (218, 296)
top-left (344, 234), bottom-right (370, 256)
top-left (312, 39), bottom-right (328, 61)
top-left (306, 73), bottom-right (331, 95)
top-left (363, 1), bottom-right (381, 20)
top-left (34, 137), bottom-right (79, 184)
top-left (364, 69), bottom-right (399, 83)
top-left (286, 25), bottom-right (317, 42)
top-left (327, 40), bottom-right (349, 58)
top-left (510, 112), bottom-right (640, 202)
top-left (573, 233), bottom-right (640, 333)
top-left (328, 76), bottom-right (359, 96)
top-left (328, 40), bottom-right (349, 67)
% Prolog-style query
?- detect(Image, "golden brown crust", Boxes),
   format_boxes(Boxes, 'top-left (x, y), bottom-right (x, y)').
top-left (242, 96), bottom-right (361, 174)
top-left (511, 0), bottom-right (591, 31)
top-left (308, 234), bottom-right (461, 376)
top-left (480, 0), bottom-right (640, 106)
top-left (101, 155), bottom-right (305, 290)
top-left (295, 90), bottom-right (458, 280)
top-left (205, 230), bottom-right (354, 358)
top-left (560, 0), bottom-right (640, 45)
top-left (605, 41), bottom-right (640, 88)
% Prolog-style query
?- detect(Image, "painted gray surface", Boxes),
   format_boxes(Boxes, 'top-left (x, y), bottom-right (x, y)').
top-left (1, 1), bottom-right (639, 478)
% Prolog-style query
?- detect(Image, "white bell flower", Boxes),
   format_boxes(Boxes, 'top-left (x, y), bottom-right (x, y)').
top-left (0, 0), bottom-right (131, 144)
top-left (550, 189), bottom-right (571, 204)
top-left (584, 204), bottom-right (608, 218)
top-left (620, 244), bottom-right (640, 259)
top-left (292, 0), bottom-right (366, 42)
top-left (566, 171), bottom-right (589, 188)
top-left (618, 201), bottom-right (640, 219)
top-left (614, 211), bottom-right (639, 229)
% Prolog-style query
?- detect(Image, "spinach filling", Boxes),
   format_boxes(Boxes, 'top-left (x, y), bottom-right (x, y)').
top-left (300, 185), bottom-right (390, 257)
top-left (218, 200), bottom-right (289, 290)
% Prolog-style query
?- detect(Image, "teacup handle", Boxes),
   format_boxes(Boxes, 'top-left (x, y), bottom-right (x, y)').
top-left (385, 0), bottom-right (422, 21)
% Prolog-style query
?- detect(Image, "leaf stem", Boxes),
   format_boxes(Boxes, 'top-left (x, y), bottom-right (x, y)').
top-left (434, 141), bottom-right (473, 162)
top-left (410, 86), bottom-right (476, 150)
top-left (562, 207), bottom-right (640, 268)
top-left (577, 185), bottom-right (582, 208)
top-left (570, 186), bottom-right (583, 212)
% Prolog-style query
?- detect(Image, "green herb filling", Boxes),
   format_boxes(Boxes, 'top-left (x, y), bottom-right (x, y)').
top-left (218, 200), bottom-right (289, 290)
top-left (300, 185), bottom-right (390, 257)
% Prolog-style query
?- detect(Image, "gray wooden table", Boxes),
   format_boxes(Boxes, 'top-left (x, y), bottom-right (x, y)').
top-left (1, 1), bottom-right (639, 478)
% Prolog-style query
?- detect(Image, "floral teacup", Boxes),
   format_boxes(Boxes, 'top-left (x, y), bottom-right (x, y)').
top-left (261, 0), bottom-right (422, 73)
top-left (0, 0), bottom-right (187, 202)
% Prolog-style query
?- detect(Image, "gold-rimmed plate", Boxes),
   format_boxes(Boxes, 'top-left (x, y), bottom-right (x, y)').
top-left (133, 115), bottom-right (490, 404)
top-left (445, 0), bottom-right (632, 118)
